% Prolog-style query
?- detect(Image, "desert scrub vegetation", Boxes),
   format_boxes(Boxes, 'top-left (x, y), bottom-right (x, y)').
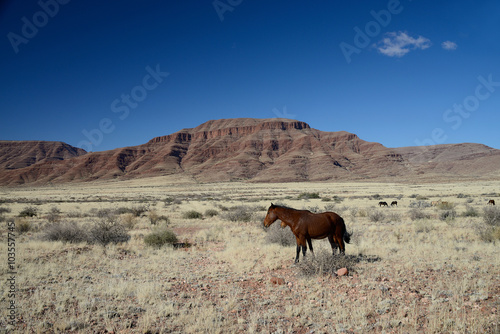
top-left (264, 221), bottom-right (296, 246)
top-left (204, 208), bottom-right (219, 217)
top-left (368, 210), bottom-right (386, 223)
top-left (478, 206), bottom-right (500, 242)
top-left (296, 249), bottom-right (359, 277)
top-left (42, 218), bottom-right (130, 245)
top-left (297, 192), bottom-right (320, 200)
top-left (182, 210), bottom-right (203, 219)
top-left (147, 209), bottom-right (169, 225)
top-left (144, 225), bottom-right (178, 248)
top-left (409, 207), bottom-right (431, 220)
top-left (220, 205), bottom-right (254, 222)
top-left (18, 205), bottom-right (38, 217)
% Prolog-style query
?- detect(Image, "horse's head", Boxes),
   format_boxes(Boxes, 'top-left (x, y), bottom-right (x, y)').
top-left (263, 203), bottom-right (279, 227)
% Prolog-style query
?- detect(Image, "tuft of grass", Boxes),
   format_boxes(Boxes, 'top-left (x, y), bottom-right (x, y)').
top-left (144, 226), bottom-right (178, 248)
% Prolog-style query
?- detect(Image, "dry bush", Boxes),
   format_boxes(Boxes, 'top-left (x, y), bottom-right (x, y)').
top-left (439, 209), bottom-right (457, 221)
top-left (478, 206), bottom-right (500, 242)
top-left (15, 217), bottom-right (33, 234)
top-left (88, 219), bottom-right (130, 246)
top-left (369, 210), bottom-right (386, 223)
top-left (296, 249), bottom-right (358, 277)
top-left (264, 221), bottom-right (296, 247)
top-left (19, 206), bottom-right (38, 217)
top-left (120, 213), bottom-right (137, 230)
top-left (436, 201), bottom-right (455, 210)
top-left (144, 226), bottom-right (178, 248)
top-left (183, 210), bottom-right (203, 219)
top-left (483, 206), bottom-right (500, 226)
top-left (204, 209), bottom-right (219, 217)
top-left (47, 206), bottom-right (61, 223)
top-left (42, 221), bottom-right (88, 243)
top-left (148, 210), bottom-right (169, 225)
top-left (221, 206), bottom-right (253, 222)
top-left (409, 208), bottom-right (431, 220)
top-left (461, 205), bottom-right (479, 217)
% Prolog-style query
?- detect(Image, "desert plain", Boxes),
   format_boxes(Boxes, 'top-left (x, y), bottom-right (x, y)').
top-left (1, 176), bottom-right (499, 333)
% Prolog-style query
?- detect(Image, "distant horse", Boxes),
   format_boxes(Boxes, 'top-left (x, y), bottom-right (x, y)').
top-left (488, 200), bottom-right (496, 206)
top-left (379, 201), bottom-right (389, 207)
top-left (391, 201), bottom-right (398, 207)
top-left (263, 203), bottom-right (350, 263)
top-left (431, 201), bottom-right (440, 207)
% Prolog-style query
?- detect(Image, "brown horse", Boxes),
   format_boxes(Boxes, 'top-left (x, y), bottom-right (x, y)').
top-left (488, 200), bottom-right (495, 206)
top-left (391, 201), bottom-right (398, 207)
top-left (379, 201), bottom-right (388, 207)
top-left (263, 203), bottom-right (350, 263)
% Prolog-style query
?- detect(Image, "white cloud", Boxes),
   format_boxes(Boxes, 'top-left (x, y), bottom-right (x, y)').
top-left (442, 41), bottom-right (458, 50)
top-left (377, 31), bottom-right (431, 57)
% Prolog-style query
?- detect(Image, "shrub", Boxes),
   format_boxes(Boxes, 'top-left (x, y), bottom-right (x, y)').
top-left (183, 210), bottom-right (203, 219)
top-left (298, 192), bottom-right (320, 200)
top-left (88, 219), bottom-right (130, 246)
top-left (130, 205), bottom-right (149, 217)
top-left (120, 213), bottom-right (137, 230)
top-left (0, 207), bottom-right (11, 215)
top-left (369, 210), bottom-right (386, 223)
top-left (204, 209), bottom-right (219, 217)
top-left (461, 205), bottom-right (479, 217)
top-left (439, 209), bottom-right (457, 221)
top-left (436, 202), bottom-right (454, 210)
top-left (144, 227), bottom-right (178, 248)
top-left (43, 221), bottom-right (88, 243)
top-left (297, 249), bottom-right (356, 277)
top-left (221, 206), bottom-right (253, 222)
top-left (15, 218), bottom-right (32, 234)
top-left (264, 221), bottom-right (296, 247)
top-left (47, 206), bottom-right (61, 223)
top-left (483, 206), bottom-right (500, 227)
top-left (409, 201), bottom-right (431, 208)
top-left (19, 206), bottom-right (38, 217)
top-left (148, 210), bottom-right (169, 225)
top-left (409, 208), bottom-right (431, 220)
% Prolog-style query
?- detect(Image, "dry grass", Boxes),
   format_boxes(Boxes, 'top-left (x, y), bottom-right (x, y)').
top-left (0, 179), bottom-right (499, 333)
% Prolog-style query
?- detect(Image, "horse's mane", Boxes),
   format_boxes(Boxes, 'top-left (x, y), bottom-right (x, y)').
top-left (273, 204), bottom-right (304, 212)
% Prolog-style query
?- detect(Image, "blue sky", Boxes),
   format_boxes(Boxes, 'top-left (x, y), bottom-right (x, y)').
top-left (1, 0), bottom-right (499, 152)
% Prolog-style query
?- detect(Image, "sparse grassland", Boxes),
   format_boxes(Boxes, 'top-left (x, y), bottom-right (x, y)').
top-left (0, 178), bottom-right (499, 333)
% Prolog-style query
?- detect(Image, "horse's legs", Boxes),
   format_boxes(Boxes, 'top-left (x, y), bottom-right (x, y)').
top-left (295, 236), bottom-right (307, 263)
top-left (306, 238), bottom-right (314, 256)
top-left (328, 235), bottom-right (338, 256)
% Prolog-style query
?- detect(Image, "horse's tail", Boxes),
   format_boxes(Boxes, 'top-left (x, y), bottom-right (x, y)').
top-left (341, 217), bottom-right (351, 244)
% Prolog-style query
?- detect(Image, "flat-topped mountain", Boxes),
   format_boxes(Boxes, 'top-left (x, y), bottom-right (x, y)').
top-left (0, 118), bottom-right (499, 185)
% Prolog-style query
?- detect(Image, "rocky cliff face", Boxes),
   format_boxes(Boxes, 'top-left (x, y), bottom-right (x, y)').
top-left (1, 118), bottom-right (499, 186)
top-left (0, 141), bottom-right (87, 170)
